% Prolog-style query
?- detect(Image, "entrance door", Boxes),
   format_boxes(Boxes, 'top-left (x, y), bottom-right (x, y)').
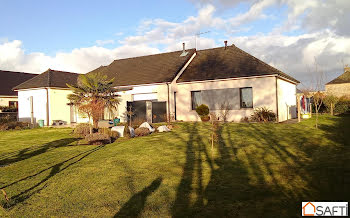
top-left (127, 101), bottom-right (147, 123)
top-left (152, 102), bottom-right (167, 123)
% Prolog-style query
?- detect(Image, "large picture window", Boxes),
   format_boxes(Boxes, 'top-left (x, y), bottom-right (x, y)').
top-left (191, 91), bottom-right (202, 110)
top-left (240, 87), bottom-right (253, 108)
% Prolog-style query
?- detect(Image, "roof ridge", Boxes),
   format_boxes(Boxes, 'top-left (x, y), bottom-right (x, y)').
top-left (110, 48), bottom-right (196, 62)
top-left (0, 70), bottom-right (37, 75)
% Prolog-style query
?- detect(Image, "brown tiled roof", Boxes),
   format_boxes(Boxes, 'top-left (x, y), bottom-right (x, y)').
top-left (90, 49), bottom-right (196, 86)
top-left (177, 45), bottom-right (299, 83)
top-left (13, 69), bottom-right (79, 90)
top-left (326, 70), bottom-right (350, 85)
top-left (0, 70), bottom-right (36, 96)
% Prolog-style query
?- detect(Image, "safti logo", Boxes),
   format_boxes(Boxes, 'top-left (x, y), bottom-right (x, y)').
top-left (302, 202), bottom-right (348, 216)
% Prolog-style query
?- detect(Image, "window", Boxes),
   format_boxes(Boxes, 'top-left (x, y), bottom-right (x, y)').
top-left (9, 101), bottom-right (18, 108)
top-left (191, 91), bottom-right (202, 110)
top-left (240, 88), bottom-right (253, 108)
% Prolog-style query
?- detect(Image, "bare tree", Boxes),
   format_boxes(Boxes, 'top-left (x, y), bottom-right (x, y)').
top-left (219, 102), bottom-right (232, 122)
top-left (310, 58), bottom-right (325, 129)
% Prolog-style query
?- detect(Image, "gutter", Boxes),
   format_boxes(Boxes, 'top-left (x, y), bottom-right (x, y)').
top-left (45, 88), bottom-right (50, 126)
top-left (166, 82), bottom-right (170, 122)
top-left (275, 76), bottom-right (279, 122)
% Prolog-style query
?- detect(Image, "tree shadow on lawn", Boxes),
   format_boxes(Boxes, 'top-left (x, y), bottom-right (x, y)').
top-left (1, 145), bottom-right (105, 209)
top-left (114, 177), bottom-right (162, 218)
top-left (0, 138), bottom-right (79, 166)
top-left (170, 117), bottom-right (350, 217)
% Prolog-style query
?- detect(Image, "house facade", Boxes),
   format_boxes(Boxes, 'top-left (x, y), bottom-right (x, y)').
top-left (14, 43), bottom-right (299, 125)
top-left (325, 66), bottom-right (350, 98)
top-left (0, 70), bottom-right (36, 108)
top-left (13, 69), bottom-right (89, 125)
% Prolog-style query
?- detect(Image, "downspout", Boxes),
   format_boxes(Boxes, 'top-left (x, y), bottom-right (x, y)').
top-left (167, 82), bottom-right (170, 123)
top-left (45, 88), bottom-right (50, 126)
top-left (275, 76), bottom-right (279, 122)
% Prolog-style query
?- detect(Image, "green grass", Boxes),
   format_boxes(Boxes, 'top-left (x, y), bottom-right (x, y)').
top-left (0, 115), bottom-right (349, 217)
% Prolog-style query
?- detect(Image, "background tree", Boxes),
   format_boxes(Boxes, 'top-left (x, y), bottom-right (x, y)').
top-left (309, 58), bottom-right (325, 129)
top-left (67, 73), bottom-right (120, 131)
top-left (323, 94), bottom-right (339, 116)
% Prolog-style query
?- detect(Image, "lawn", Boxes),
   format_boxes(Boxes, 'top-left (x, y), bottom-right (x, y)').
top-left (0, 115), bottom-right (349, 217)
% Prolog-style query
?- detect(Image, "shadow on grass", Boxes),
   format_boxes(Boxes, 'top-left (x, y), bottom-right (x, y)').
top-left (170, 115), bottom-right (350, 217)
top-left (1, 145), bottom-right (105, 209)
top-left (0, 138), bottom-right (79, 166)
top-left (114, 177), bottom-right (162, 218)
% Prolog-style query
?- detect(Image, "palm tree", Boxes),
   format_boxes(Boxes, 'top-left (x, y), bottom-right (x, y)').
top-left (67, 73), bottom-right (120, 131)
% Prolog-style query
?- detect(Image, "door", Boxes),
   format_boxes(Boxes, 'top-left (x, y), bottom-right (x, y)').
top-left (152, 102), bottom-right (167, 123)
top-left (127, 101), bottom-right (147, 123)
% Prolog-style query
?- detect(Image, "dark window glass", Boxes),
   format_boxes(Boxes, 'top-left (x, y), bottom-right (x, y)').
top-left (191, 91), bottom-right (202, 110)
top-left (9, 101), bottom-right (18, 108)
top-left (240, 88), bottom-right (253, 108)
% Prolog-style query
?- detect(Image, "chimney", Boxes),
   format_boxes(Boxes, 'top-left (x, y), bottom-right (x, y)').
top-left (345, 64), bottom-right (350, 73)
top-left (224, 40), bottom-right (228, 49)
top-left (180, 42), bottom-right (188, 56)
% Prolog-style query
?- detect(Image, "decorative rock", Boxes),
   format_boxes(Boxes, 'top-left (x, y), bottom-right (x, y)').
top-left (139, 122), bottom-right (155, 133)
top-left (158, 125), bottom-right (171, 132)
top-left (111, 126), bottom-right (125, 137)
top-left (129, 126), bottom-right (135, 138)
top-left (111, 126), bottom-right (135, 138)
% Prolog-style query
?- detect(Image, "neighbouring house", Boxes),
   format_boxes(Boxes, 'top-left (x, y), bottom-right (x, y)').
top-left (325, 66), bottom-right (350, 98)
top-left (0, 70), bottom-right (36, 108)
top-left (13, 69), bottom-right (87, 126)
top-left (14, 42), bottom-right (300, 125)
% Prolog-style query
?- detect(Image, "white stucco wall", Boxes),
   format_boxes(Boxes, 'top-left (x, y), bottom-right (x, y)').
top-left (18, 89), bottom-right (48, 124)
top-left (173, 76), bottom-right (278, 122)
top-left (0, 96), bottom-right (17, 107)
top-left (277, 78), bottom-right (297, 122)
top-left (18, 88), bottom-right (89, 125)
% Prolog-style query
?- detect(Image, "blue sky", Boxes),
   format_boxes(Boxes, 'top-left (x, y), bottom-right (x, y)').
top-left (1, 0), bottom-right (350, 86)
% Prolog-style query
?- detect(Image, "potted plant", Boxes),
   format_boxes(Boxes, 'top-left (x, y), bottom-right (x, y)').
top-left (195, 104), bottom-right (210, 122)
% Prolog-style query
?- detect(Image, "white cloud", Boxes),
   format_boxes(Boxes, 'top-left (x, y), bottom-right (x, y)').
top-left (230, 31), bottom-right (350, 86)
top-left (95, 39), bottom-right (115, 46)
top-left (0, 40), bottom-right (160, 74)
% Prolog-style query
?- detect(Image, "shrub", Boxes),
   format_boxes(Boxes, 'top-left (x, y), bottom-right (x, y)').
top-left (0, 106), bottom-right (17, 112)
top-left (323, 95), bottom-right (339, 115)
top-left (240, 117), bottom-right (250, 123)
top-left (74, 123), bottom-right (92, 137)
top-left (98, 128), bottom-right (119, 141)
top-left (250, 107), bottom-right (276, 122)
top-left (135, 127), bottom-right (150, 137)
top-left (195, 104), bottom-right (209, 116)
top-left (123, 123), bottom-right (131, 138)
top-left (0, 121), bottom-right (29, 131)
top-left (334, 97), bottom-right (350, 115)
top-left (131, 117), bottom-right (147, 129)
top-left (85, 133), bottom-right (111, 145)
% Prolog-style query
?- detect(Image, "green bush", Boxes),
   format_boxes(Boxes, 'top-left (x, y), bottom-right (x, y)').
top-left (135, 127), bottom-right (150, 137)
top-left (0, 106), bottom-right (17, 112)
top-left (123, 123), bottom-right (131, 138)
top-left (195, 104), bottom-right (209, 116)
top-left (73, 123), bottom-right (92, 137)
top-left (98, 128), bottom-right (119, 141)
top-left (85, 133), bottom-right (111, 145)
top-left (0, 121), bottom-right (29, 131)
top-left (250, 107), bottom-right (276, 122)
top-left (334, 97), bottom-right (350, 115)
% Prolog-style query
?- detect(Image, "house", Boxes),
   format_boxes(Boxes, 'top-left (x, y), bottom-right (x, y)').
top-left (13, 69), bottom-right (84, 126)
top-left (325, 66), bottom-right (350, 97)
top-left (92, 42), bottom-right (299, 123)
top-left (14, 42), bottom-right (299, 125)
top-left (0, 70), bottom-right (36, 109)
